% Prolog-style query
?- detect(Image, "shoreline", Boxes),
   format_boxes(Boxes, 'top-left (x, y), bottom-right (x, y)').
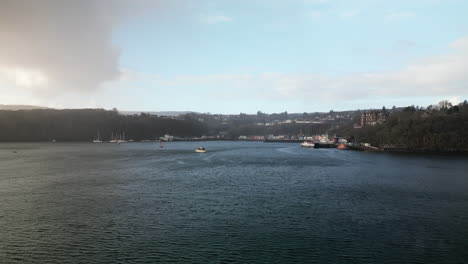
top-left (1, 140), bottom-right (467, 155)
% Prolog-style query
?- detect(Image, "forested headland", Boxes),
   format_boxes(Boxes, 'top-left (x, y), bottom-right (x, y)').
top-left (0, 109), bottom-right (206, 142)
top-left (335, 101), bottom-right (468, 152)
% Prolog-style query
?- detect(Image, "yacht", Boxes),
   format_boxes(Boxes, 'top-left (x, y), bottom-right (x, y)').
top-left (117, 132), bottom-right (127, 144)
top-left (109, 132), bottom-right (118, 143)
top-left (93, 129), bottom-right (103, 143)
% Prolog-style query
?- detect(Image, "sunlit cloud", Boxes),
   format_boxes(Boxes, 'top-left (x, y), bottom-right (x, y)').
top-left (0, 67), bottom-right (48, 88)
top-left (0, 0), bottom-right (175, 96)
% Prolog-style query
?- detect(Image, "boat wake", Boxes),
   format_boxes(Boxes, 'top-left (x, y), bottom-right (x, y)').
top-left (276, 147), bottom-right (300, 155)
top-left (202, 153), bottom-right (216, 162)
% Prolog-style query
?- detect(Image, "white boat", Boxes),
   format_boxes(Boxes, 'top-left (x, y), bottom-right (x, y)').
top-left (93, 129), bottom-right (102, 143)
top-left (195, 147), bottom-right (207, 153)
top-left (109, 132), bottom-right (118, 143)
top-left (108, 132), bottom-right (128, 143)
top-left (300, 140), bottom-right (315, 148)
top-left (117, 132), bottom-right (127, 144)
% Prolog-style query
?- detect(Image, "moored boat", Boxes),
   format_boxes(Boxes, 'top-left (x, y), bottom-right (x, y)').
top-left (300, 141), bottom-right (315, 148)
top-left (109, 132), bottom-right (118, 143)
top-left (337, 143), bottom-right (348, 150)
top-left (116, 132), bottom-right (127, 144)
top-left (93, 129), bottom-right (102, 143)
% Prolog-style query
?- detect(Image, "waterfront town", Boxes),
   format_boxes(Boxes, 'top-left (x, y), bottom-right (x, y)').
top-left (152, 100), bottom-right (468, 153)
top-left (157, 108), bottom-right (390, 143)
top-left (1, 100), bottom-right (466, 152)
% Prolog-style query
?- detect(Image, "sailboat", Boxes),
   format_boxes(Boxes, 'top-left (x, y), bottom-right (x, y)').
top-left (109, 132), bottom-right (118, 143)
top-left (93, 129), bottom-right (103, 143)
top-left (117, 132), bottom-right (128, 144)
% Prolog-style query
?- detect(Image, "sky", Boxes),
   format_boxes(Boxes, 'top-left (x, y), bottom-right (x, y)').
top-left (1, 0), bottom-right (468, 114)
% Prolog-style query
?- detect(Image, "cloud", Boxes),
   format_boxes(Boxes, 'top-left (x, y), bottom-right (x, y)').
top-left (144, 36), bottom-right (468, 103)
top-left (339, 10), bottom-right (360, 19)
top-left (278, 37), bottom-right (468, 100)
top-left (384, 10), bottom-right (416, 22)
top-left (303, 0), bottom-right (329, 5)
top-left (276, 37), bottom-right (468, 100)
top-left (306, 10), bottom-right (324, 21)
top-left (0, 0), bottom-right (173, 96)
top-left (394, 40), bottom-right (418, 48)
top-left (199, 14), bottom-right (233, 24)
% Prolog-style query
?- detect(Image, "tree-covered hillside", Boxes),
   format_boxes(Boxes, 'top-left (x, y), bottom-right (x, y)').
top-left (336, 101), bottom-right (468, 152)
top-left (0, 109), bottom-right (206, 142)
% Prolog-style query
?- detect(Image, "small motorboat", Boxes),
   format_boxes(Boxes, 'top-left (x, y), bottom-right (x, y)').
top-left (300, 141), bottom-right (315, 148)
top-left (195, 147), bottom-right (207, 153)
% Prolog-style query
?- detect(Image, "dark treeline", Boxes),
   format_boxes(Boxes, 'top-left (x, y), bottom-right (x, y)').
top-left (336, 100), bottom-right (468, 152)
top-left (0, 109), bottom-right (206, 142)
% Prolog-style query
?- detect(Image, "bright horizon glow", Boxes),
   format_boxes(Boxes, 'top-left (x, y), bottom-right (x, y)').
top-left (1, 0), bottom-right (468, 114)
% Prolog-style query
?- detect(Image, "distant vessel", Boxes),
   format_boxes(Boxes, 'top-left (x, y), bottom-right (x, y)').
top-left (93, 129), bottom-right (102, 143)
top-left (117, 132), bottom-right (127, 144)
top-left (300, 141), bottom-right (315, 148)
top-left (109, 132), bottom-right (118, 143)
top-left (195, 147), bottom-right (206, 153)
top-left (337, 144), bottom-right (348, 150)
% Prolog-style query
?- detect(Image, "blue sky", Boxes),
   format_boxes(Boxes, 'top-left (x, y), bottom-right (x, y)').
top-left (117, 0), bottom-right (465, 75)
top-left (1, 0), bottom-right (468, 113)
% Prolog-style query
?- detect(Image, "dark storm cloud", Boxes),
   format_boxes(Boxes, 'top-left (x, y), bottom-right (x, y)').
top-left (0, 0), bottom-right (172, 93)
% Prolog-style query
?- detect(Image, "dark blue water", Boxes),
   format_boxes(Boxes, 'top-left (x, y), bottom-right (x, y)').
top-left (0, 142), bottom-right (467, 263)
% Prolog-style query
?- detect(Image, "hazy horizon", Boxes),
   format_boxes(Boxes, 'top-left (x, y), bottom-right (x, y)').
top-left (0, 101), bottom-right (449, 115)
top-left (1, 0), bottom-right (467, 114)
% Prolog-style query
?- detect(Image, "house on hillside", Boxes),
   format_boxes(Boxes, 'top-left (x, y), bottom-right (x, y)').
top-left (354, 110), bottom-right (389, 128)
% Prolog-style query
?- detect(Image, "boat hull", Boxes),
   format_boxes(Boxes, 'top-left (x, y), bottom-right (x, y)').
top-left (300, 141), bottom-right (316, 148)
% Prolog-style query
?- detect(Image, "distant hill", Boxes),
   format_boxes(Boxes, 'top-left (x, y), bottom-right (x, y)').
top-left (119, 111), bottom-right (197, 117)
top-left (0, 106), bottom-right (194, 116)
top-left (0, 105), bottom-right (49, 110)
